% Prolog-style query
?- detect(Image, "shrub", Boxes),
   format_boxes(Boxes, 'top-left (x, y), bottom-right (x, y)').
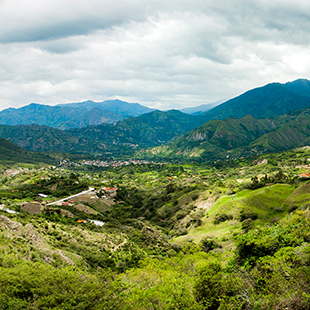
top-left (191, 194), bottom-right (199, 201)
top-left (194, 262), bottom-right (235, 309)
top-left (213, 213), bottom-right (233, 225)
top-left (199, 237), bottom-right (221, 253)
top-left (239, 209), bottom-right (258, 221)
top-left (241, 218), bottom-right (254, 232)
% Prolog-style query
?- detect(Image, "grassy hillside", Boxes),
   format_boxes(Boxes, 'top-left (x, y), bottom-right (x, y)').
top-left (176, 184), bottom-right (296, 243)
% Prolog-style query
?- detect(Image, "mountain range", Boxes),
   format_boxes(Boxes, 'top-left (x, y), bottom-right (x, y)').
top-left (0, 99), bottom-right (155, 130)
top-left (143, 108), bottom-right (310, 162)
top-left (178, 99), bottom-right (225, 115)
top-left (2, 78), bottom-right (310, 161)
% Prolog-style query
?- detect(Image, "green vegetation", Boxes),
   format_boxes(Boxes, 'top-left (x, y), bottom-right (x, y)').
top-left (1, 146), bottom-right (310, 309)
top-left (6, 105), bottom-right (310, 163)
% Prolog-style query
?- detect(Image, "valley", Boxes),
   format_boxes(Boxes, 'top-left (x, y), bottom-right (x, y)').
top-left (1, 143), bottom-right (310, 308)
top-left (2, 79), bottom-right (310, 309)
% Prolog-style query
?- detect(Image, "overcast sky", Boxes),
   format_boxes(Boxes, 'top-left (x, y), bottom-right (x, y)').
top-left (1, 0), bottom-right (310, 111)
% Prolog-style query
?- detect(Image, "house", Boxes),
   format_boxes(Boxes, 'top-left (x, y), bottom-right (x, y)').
top-left (88, 219), bottom-right (104, 227)
top-left (104, 187), bottom-right (118, 197)
top-left (300, 173), bottom-right (310, 178)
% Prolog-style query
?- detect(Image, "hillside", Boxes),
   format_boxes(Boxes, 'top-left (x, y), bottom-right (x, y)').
top-left (201, 78), bottom-right (310, 121)
top-left (140, 108), bottom-right (310, 162)
top-left (0, 99), bottom-right (154, 129)
top-left (0, 138), bottom-right (52, 163)
top-left (0, 124), bottom-right (85, 153)
top-left (141, 114), bottom-right (285, 161)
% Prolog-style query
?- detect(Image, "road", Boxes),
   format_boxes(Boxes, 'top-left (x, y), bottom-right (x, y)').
top-left (46, 188), bottom-right (95, 206)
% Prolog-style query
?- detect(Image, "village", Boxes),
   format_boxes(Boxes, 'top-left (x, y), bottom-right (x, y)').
top-left (59, 158), bottom-right (165, 168)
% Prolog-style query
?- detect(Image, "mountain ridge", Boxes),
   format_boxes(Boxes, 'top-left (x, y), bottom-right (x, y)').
top-left (0, 99), bottom-right (155, 129)
top-left (200, 78), bottom-right (310, 122)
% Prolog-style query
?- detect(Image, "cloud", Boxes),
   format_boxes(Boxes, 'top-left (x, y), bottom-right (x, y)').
top-left (1, 0), bottom-right (310, 110)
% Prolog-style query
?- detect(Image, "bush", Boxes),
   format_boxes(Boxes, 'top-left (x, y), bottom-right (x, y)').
top-left (194, 263), bottom-right (222, 309)
top-left (213, 213), bottom-right (233, 225)
top-left (241, 218), bottom-right (254, 232)
top-left (239, 209), bottom-right (258, 221)
top-left (199, 237), bottom-right (221, 253)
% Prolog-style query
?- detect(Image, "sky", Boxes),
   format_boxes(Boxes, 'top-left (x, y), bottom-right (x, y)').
top-left (1, 0), bottom-right (310, 111)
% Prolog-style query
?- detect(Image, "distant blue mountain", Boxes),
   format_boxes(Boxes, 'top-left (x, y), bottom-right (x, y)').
top-left (179, 99), bottom-right (226, 115)
top-left (0, 99), bottom-right (155, 129)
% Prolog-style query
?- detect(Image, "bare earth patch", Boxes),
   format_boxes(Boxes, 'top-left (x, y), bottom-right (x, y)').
top-left (195, 196), bottom-right (217, 212)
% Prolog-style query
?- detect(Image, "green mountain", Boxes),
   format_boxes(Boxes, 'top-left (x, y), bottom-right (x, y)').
top-left (283, 78), bottom-right (310, 97)
top-left (201, 79), bottom-right (310, 121)
top-left (143, 115), bottom-right (282, 161)
top-left (0, 110), bottom-right (208, 155)
top-left (0, 138), bottom-right (52, 163)
top-left (141, 108), bottom-right (310, 162)
top-left (69, 110), bottom-right (209, 147)
top-left (0, 99), bottom-right (154, 129)
top-left (247, 109), bottom-right (310, 154)
top-left (0, 124), bottom-right (82, 153)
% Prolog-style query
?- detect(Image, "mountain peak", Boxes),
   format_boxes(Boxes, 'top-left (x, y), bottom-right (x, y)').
top-left (202, 78), bottom-right (310, 121)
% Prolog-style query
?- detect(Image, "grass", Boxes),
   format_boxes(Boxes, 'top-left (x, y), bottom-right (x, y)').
top-left (283, 181), bottom-right (310, 208)
top-left (174, 184), bottom-right (297, 244)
